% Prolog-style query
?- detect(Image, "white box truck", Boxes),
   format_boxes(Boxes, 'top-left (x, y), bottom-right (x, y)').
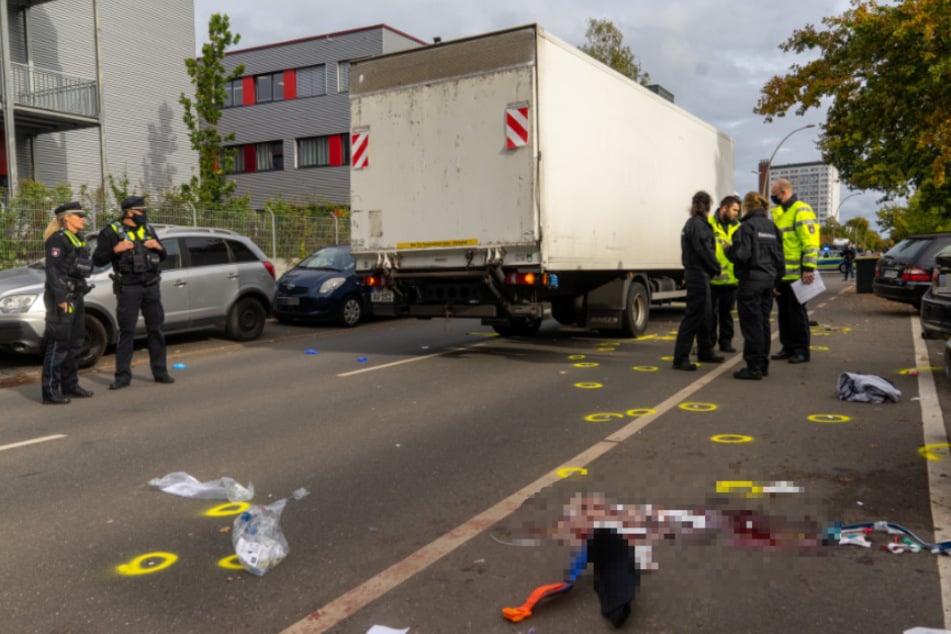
top-left (349, 24), bottom-right (734, 336)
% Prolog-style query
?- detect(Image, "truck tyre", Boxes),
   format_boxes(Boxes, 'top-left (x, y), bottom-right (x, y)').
top-left (78, 315), bottom-right (108, 368)
top-left (492, 317), bottom-right (542, 337)
top-left (337, 295), bottom-right (363, 327)
top-left (619, 281), bottom-right (649, 338)
top-left (226, 297), bottom-right (267, 341)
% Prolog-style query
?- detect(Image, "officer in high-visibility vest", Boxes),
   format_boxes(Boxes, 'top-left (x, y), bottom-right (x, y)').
top-left (92, 196), bottom-right (174, 389)
top-left (42, 201), bottom-right (95, 404)
top-left (769, 178), bottom-right (820, 364)
top-left (706, 195), bottom-right (741, 354)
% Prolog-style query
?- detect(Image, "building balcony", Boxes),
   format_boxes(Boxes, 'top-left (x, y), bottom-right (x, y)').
top-left (3, 61), bottom-right (99, 133)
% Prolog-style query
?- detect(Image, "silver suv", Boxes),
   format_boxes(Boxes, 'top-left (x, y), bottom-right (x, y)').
top-left (0, 226), bottom-right (276, 367)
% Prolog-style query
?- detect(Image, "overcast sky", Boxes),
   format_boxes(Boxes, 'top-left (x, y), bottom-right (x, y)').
top-left (194, 0), bottom-right (881, 228)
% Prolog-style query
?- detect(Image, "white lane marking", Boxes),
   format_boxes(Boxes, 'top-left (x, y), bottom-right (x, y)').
top-left (0, 434), bottom-right (67, 452)
top-left (910, 316), bottom-right (951, 628)
top-left (336, 346), bottom-right (480, 377)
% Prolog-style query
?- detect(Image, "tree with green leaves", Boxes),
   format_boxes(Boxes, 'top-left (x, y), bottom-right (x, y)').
top-left (180, 13), bottom-right (245, 209)
top-left (579, 18), bottom-right (650, 85)
top-left (755, 0), bottom-right (951, 217)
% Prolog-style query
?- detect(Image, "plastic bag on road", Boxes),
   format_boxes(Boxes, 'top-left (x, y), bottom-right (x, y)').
top-left (233, 488), bottom-right (310, 576)
top-left (148, 471), bottom-right (254, 502)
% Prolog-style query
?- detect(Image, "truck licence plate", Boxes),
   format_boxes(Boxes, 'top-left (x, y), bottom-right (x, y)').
top-left (371, 290), bottom-right (394, 303)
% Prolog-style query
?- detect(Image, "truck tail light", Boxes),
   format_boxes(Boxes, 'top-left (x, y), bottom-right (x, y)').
top-left (505, 272), bottom-right (537, 285)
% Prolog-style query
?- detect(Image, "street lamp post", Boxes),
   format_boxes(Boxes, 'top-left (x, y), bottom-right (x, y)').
top-left (835, 191), bottom-right (862, 220)
top-left (761, 124), bottom-right (817, 197)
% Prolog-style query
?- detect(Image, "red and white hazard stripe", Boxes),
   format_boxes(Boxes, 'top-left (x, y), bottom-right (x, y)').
top-left (505, 106), bottom-right (529, 149)
top-left (351, 129), bottom-right (369, 169)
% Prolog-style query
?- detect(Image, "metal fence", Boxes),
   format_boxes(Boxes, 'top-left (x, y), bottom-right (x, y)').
top-left (0, 204), bottom-right (350, 270)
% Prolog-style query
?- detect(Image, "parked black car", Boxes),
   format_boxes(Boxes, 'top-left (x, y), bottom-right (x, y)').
top-left (874, 233), bottom-right (951, 308)
top-left (920, 246), bottom-right (951, 339)
top-left (274, 245), bottom-right (370, 327)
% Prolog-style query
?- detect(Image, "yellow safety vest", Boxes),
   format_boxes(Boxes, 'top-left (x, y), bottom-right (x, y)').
top-left (771, 199), bottom-right (820, 281)
top-left (708, 214), bottom-right (739, 286)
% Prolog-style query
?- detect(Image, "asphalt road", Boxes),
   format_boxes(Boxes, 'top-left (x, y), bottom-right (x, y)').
top-left (3, 275), bottom-right (951, 634)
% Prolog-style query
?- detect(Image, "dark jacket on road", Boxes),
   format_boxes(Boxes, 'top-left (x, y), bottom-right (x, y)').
top-left (725, 208), bottom-right (783, 283)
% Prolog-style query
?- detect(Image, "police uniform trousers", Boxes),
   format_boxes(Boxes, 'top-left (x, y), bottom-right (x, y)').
top-left (673, 269), bottom-right (715, 363)
top-left (708, 283), bottom-right (737, 350)
top-left (588, 529), bottom-right (639, 628)
top-left (775, 280), bottom-right (810, 359)
top-left (736, 281), bottom-right (774, 374)
top-left (114, 281), bottom-right (168, 382)
top-left (41, 292), bottom-right (85, 397)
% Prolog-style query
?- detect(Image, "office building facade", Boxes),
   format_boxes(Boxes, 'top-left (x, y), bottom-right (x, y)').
top-left (219, 25), bottom-right (426, 210)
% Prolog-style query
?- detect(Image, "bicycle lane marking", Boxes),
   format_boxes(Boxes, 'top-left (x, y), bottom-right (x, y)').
top-left (911, 315), bottom-right (951, 628)
top-left (285, 292), bottom-right (844, 634)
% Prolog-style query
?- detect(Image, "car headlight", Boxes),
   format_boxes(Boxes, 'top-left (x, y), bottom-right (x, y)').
top-left (319, 277), bottom-right (346, 295)
top-left (0, 293), bottom-right (39, 314)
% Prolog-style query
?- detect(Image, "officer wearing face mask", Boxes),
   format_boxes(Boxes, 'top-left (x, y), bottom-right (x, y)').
top-left (92, 196), bottom-right (174, 389)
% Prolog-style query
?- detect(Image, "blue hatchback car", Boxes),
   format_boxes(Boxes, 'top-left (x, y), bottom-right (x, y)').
top-left (274, 245), bottom-right (370, 327)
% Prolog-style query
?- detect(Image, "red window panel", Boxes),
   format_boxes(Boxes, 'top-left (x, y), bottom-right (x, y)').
top-left (0, 129), bottom-right (6, 175)
top-left (283, 69), bottom-right (296, 100)
top-left (242, 77), bottom-right (255, 106)
top-left (244, 145), bottom-right (256, 172)
top-left (329, 135), bottom-right (343, 166)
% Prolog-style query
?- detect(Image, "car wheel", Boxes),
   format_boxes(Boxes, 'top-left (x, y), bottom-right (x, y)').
top-left (226, 297), bottom-right (266, 341)
top-left (78, 315), bottom-right (107, 368)
top-left (337, 295), bottom-right (363, 327)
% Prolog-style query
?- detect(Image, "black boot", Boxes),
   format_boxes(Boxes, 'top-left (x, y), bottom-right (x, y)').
top-left (42, 391), bottom-right (71, 405)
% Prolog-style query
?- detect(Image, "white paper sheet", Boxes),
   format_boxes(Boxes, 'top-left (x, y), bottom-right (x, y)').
top-left (791, 273), bottom-right (826, 304)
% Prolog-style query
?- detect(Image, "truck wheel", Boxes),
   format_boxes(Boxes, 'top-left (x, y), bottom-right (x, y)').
top-left (226, 297), bottom-right (267, 341)
top-left (78, 315), bottom-right (108, 368)
top-left (620, 281), bottom-right (649, 338)
top-left (337, 295), bottom-right (363, 327)
top-left (492, 317), bottom-right (542, 337)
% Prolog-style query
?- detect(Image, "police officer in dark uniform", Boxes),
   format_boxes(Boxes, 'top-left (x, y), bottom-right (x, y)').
top-left (92, 196), bottom-right (174, 389)
top-left (42, 201), bottom-right (95, 404)
top-left (725, 192), bottom-right (784, 380)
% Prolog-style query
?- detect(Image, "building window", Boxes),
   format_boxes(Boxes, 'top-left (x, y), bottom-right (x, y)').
top-left (224, 79), bottom-right (243, 108)
top-left (297, 65), bottom-right (327, 98)
top-left (255, 72), bottom-right (284, 103)
top-left (227, 141), bottom-right (284, 173)
top-left (337, 61), bottom-right (350, 93)
top-left (297, 134), bottom-right (349, 168)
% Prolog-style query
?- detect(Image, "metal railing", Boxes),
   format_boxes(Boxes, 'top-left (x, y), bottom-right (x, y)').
top-left (0, 205), bottom-right (349, 270)
top-left (10, 62), bottom-right (99, 117)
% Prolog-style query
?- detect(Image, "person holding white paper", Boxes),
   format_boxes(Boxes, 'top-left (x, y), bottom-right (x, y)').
top-left (769, 178), bottom-right (820, 364)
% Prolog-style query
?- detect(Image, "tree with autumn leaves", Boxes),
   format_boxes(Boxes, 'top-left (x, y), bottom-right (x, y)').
top-left (756, 0), bottom-right (951, 239)
top-left (579, 18), bottom-right (651, 85)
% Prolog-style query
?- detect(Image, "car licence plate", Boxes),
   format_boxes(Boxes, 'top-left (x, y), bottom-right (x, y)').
top-left (883, 269), bottom-right (899, 278)
top-left (371, 289), bottom-right (394, 303)
top-left (278, 296), bottom-right (300, 306)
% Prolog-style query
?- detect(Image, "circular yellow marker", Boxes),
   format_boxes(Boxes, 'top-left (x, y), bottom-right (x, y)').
top-left (585, 412), bottom-right (625, 423)
top-left (469, 332), bottom-right (499, 337)
top-left (919, 443), bottom-right (951, 461)
top-left (602, 342), bottom-right (622, 347)
top-left (636, 334), bottom-right (657, 341)
top-left (660, 355), bottom-right (674, 362)
top-left (899, 366), bottom-right (942, 375)
top-left (656, 335), bottom-right (676, 341)
top-left (811, 331), bottom-right (831, 337)
top-left (810, 345), bottom-right (829, 351)
top-left (711, 434), bottom-right (754, 444)
top-left (574, 382), bottom-right (603, 389)
top-left (625, 408), bottom-right (656, 417)
top-left (556, 467), bottom-right (589, 478)
top-left (116, 552), bottom-right (179, 576)
top-left (597, 348), bottom-right (617, 353)
top-left (205, 502), bottom-right (251, 517)
top-left (808, 414), bottom-right (851, 424)
top-left (567, 354), bottom-right (586, 360)
top-left (218, 554), bottom-right (245, 570)
top-left (573, 362), bottom-right (600, 368)
top-left (679, 402), bottom-right (718, 412)
top-left (631, 366), bottom-right (659, 372)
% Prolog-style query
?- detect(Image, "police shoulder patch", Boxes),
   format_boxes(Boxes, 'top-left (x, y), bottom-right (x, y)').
top-left (808, 225), bottom-right (816, 234)
top-left (50, 247), bottom-right (61, 258)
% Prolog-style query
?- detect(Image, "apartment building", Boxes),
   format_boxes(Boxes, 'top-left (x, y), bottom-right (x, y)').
top-left (760, 160), bottom-right (841, 224)
top-left (219, 25), bottom-right (426, 210)
top-left (0, 0), bottom-right (195, 205)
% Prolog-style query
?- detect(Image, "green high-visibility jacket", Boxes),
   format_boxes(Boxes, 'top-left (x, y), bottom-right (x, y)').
top-left (771, 198), bottom-right (820, 281)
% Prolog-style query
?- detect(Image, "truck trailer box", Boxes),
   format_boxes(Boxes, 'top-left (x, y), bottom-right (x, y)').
top-left (349, 24), bottom-right (734, 335)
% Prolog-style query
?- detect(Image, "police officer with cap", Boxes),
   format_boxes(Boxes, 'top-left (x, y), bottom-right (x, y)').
top-left (42, 201), bottom-right (94, 404)
top-left (92, 195), bottom-right (174, 389)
